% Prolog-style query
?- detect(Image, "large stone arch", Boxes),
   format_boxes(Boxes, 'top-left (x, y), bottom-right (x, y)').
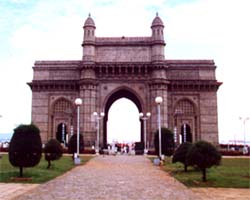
top-left (101, 87), bottom-right (144, 148)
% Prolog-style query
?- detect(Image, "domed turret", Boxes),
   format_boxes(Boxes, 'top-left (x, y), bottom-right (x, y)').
top-left (151, 13), bottom-right (164, 41)
top-left (84, 14), bottom-right (96, 28)
top-left (151, 13), bottom-right (164, 28)
top-left (83, 14), bottom-right (96, 43)
top-left (151, 13), bottom-right (165, 62)
top-left (82, 14), bottom-right (96, 62)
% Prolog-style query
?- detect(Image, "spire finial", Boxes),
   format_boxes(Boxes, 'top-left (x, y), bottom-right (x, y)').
top-left (88, 13), bottom-right (91, 17)
top-left (156, 12), bottom-right (159, 17)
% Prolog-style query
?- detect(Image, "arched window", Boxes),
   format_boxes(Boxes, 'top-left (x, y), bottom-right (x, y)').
top-left (175, 99), bottom-right (195, 115)
top-left (53, 98), bottom-right (72, 114)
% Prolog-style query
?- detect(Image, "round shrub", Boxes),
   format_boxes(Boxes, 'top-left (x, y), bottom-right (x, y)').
top-left (68, 134), bottom-right (84, 155)
top-left (154, 127), bottom-right (174, 157)
top-left (172, 142), bottom-right (193, 172)
top-left (8, 124), bottom-right (42, 177)
top-left (44, 139), bottom-right (63, 169)
top-left (187, 140), bottom-right (221, 182)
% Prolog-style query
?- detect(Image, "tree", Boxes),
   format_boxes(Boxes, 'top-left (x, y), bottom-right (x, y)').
top-left (44, 139), bottom-right (63, 169)
top-left (186, 140), bottom-right (221, 182)
top-left (172, 142), bottom-right (193, 172)
top-left (154, 127), bottom-right (174, 157)
top-left (68, 134), bottom-right (84, 156)
top-left (8, 124), bottom-right (42, 177)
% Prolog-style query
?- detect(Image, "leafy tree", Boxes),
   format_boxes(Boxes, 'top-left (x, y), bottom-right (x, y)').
top-left (68, 134), bottom-right (84, 156)
top-left (154, 127), bottom-right (174, 157)
top-left (44, 139), bottom-right (63, 169)
top-left (186, 140), bottom-right (221, 182)
top-left (172, 142), bottom-right (193, 172)
top-left (8, 124), bottom-right (42, 177)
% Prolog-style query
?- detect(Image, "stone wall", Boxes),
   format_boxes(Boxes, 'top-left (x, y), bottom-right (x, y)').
top-left (96, 46), bottom-right (152, 62)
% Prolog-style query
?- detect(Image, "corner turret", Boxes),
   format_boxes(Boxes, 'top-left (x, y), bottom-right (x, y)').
top-left (82, 14), bottom-right (96, 62)
top-left (151, 13), bottom-right (165, 62)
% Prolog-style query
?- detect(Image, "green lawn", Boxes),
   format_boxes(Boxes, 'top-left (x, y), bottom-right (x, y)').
top-left (151, 156), bottom-right (250, 188)
top-left (0, 154), bottom-right (93, 183)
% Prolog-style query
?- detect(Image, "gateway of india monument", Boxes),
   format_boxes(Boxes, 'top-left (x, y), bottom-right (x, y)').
top-left (28, 14), bottom-right (221, 149)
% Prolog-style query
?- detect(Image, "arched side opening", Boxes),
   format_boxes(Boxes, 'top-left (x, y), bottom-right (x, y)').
top-left (51, 97), bottom-right (74, 142)
top-left (103, 89), bottom-right (143, 148)
top-left (174, 98), bottom-right (197, 144)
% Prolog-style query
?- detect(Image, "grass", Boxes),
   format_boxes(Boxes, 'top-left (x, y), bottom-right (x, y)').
top-left (0, 154), bottom-right (93, 183)
top-left (150, 156), bottom-right (250, 188)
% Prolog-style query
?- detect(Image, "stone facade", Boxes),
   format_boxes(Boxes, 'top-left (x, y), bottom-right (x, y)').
top-left (28, 14), bottom-right (221, 148)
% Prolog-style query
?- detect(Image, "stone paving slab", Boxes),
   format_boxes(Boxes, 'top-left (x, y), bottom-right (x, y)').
top-left (191, 188), bottom-right (250, 200)
top-left (0, 183), bottom-right (39, 200)
top-left (12, 155), bottom-right (199, 200)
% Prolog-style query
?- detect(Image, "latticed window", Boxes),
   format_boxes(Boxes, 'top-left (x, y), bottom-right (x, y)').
top-left (176, 100), bottom-right (195, 115)
top-left (53, 99), bottom-right (72, 113)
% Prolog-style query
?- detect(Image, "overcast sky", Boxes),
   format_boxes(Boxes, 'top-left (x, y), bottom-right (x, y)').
top-left (0, 0), bottom-right (249, 144)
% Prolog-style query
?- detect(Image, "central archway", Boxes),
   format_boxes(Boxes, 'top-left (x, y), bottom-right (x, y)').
top-left (103, 89), bottom-right (143, 148)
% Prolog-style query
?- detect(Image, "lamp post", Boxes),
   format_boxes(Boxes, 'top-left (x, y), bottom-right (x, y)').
top-left (75, 98), bottom-right (82, 158)
top-left (155, 96), bottom-right (163, 160)
top-left (93, 111), bottom-right (105, 154)
top-left (239, 117), bottom-right (249, 148)
top-left (139, 112), bottom-right (151, 154)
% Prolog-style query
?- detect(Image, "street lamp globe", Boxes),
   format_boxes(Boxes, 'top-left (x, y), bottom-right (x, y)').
top-left (155, 96), bottom-right (163, 104)
top-left (75, 98), bottom-right (82, 106)
top-left (93, 112), bottom-right (98, 116)
top-left (139, 112), bottom-right (144, 118)
top-left (100, 112), bottom-right (105, 117)
top-left (146, 112), bottom-right (151, 117)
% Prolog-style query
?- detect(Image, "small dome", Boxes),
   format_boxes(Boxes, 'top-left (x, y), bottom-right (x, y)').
top-left (151, 13), bottom-right (164, 28)
top-left (84, 14), bottom-right (95, 28)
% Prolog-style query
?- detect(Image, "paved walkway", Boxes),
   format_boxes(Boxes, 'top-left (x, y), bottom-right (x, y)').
top-left (10, 155), bottom-right (199, 200)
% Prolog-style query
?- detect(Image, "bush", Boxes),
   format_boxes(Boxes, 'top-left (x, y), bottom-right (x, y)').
top-left (44, 139), bottom-right (63, 169)
top-left (8, 124), bottom-right (42, 177)
top-left (154, 127), bottom-right (174, 157)
top-left (68, 134), bottom-right (84, 156)
top-left (186, 140), bottom-right (221, 182)
top-left (172, 142), bottom-right (193, 172)
top-left (135, 142), bottom-right (144, 155)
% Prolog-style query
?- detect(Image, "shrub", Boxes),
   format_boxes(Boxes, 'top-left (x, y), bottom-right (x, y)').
top-left (8, 124), bottom-right (42, 177)
top-left (186, 140), bottom-right (221, 182)
top-left (135, 142), bottom-right (144, 155)
top-left (172, 142), bottom-right (193, 172)
top-left (154, 127), bottom-right (174, 157)
top-left (44, 139), bottom-right (63, 169)
top-left (68, 134), bottom-right (84, 156)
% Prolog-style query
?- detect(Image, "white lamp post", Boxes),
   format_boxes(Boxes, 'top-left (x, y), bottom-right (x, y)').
top-left (93, 111), bottom-right (105, 154)
top-left (75, 98), bottom-right (82, 158)
top-left (239, 117), bottom-right (249, 148)
top-left (155, 96), bottom-right (163, 160)
top-left (139, 112), bottom-right (151, 154)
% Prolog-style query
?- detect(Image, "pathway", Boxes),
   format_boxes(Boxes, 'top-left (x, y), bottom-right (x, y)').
top-left (11, 155), bottom-right (199, 200)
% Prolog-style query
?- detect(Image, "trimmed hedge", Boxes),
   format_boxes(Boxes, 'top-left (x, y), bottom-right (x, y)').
top-left (154, 127), bottom-right (174, 156)
top-left (8, 124), bottom-right (42, 177)
top-left (187, 140), bottom-right (221, 182)
top-left (44, 139), bottom-right (63, 169)
top-left (172, 142), bottom-right (193, 172)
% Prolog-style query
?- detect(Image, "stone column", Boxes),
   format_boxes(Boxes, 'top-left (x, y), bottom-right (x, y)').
top-left (80, 68), bottom-right (97, 148)
top-left (149, 68), bottom-right (168, 148)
